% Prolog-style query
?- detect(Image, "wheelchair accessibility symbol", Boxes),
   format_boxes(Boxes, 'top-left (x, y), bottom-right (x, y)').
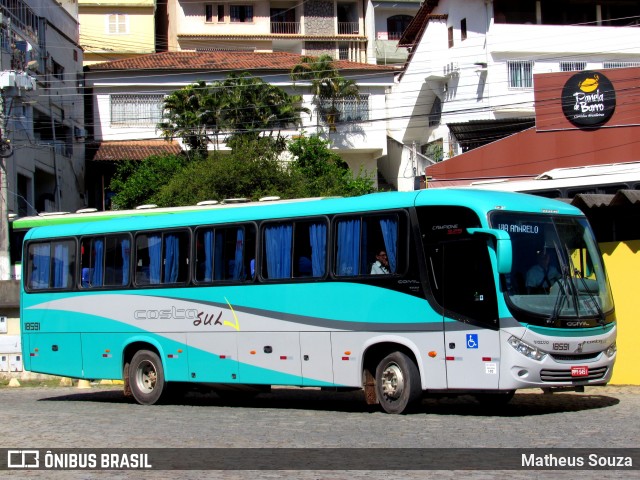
top-left (466, 334), bottom-right (479, 349)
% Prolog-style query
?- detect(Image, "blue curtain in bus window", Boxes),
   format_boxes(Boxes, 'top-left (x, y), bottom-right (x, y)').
top-left (214, 231), bottom-right (224, 280)
top-left (164, 234), bottom-right (180, 283)
top-left (121, 238), bottom-right (130, 285)
top-left (53, 243), bottom-right (69, 288)
top-left (233, 228), bottom-right (245, 280)
top-left (31, 244), bottom-right (50, 289)
top-left (380, 217), bottom-right (398, 273)
top-left (203, 230), bottom-right (213, 281)
top-left (337, 219), bottom-right (360, 276)
top-left (91, 239), bottom-right (104, 287)
top-left (309, 223), bottom-right (326, 277)
top-left (148, 235), bottom-right (162, 284)
top-left (265, 224), bottom-right (292, 279)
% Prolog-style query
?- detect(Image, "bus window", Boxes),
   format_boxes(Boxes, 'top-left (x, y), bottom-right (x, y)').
top-left (26, 240), bottom-right (76, 291)
top-left (80, 235), bottom-right (131, 288)
top-left (260, 219), bottom-right (327, 280)
top-left (194, 224), bottom-right (256, 283)
top-left (334, 213), bottom-right (403, 277)
top-left (293, 220), bottom-right (327, 278)
top-left (135, 230), bottom-right (189, 286)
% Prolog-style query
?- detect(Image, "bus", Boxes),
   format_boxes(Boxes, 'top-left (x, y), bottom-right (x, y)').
top-left (468, 161), bottom-right (640, 198)
top-left (19, 190), bottom-right (617, 414)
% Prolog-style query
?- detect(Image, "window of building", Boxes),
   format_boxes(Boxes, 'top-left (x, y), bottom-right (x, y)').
top-left (461, 18), bottom-right (467, 41)
top-left (507, 60), bottom-right (534, 88)
top-left (230, 5), bottom-right (253, 23)
top-left (448, 26), bottom-right (454, 48)
top-left (604, 61), bottom-right (640, 69)
top-left (206, 4), bottom-right (225, 22)
top-left (560, 61), bottom-right (586, 72)
top-left (194, 225), bottom-right (256, 283)
top-left (319, 94), bottom-right (370, 123)
top-left (107, 13), bottom-right (128, 34)
top-left (110, 94), bottom-right (165, 127)
top-left (386, 15), bottom-right (413, 40)
top-left (135, 231), bottom-right (190, 286)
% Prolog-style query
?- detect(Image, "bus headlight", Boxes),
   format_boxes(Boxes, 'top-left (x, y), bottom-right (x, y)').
top-left (605, 342), bottom-right (617, 358)
top-left (508, 336), bottom-right (547, 361)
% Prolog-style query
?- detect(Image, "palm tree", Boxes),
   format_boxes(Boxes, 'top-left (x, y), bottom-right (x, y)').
top-left (220, 72), bottom-right (310, 143)
top-left (157, 81), bottom-right (225, 157)
top-left (291, 54), bottom-right (360, 132)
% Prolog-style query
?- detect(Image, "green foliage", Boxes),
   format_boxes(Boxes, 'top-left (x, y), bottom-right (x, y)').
top-left (290, 55), bottom-right (360, 130)
top-left (109, 154), bottom-right (187, 209)
top-left (151, 137), bottom-right (294, 207)
top-left (288, 134), bottom-right (375, 197)
top-left (157, 74), bottom-right (309, 154)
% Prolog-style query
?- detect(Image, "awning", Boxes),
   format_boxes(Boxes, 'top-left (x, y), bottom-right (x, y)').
top-left (447, 118), bottom-right (535, 151)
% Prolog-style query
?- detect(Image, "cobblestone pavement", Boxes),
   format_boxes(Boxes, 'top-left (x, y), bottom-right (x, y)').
top-left (0, 384), bottom-right (638, 479)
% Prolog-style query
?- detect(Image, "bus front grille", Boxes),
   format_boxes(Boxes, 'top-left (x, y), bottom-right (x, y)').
top-left (540, 366), bottom-right (608, 382)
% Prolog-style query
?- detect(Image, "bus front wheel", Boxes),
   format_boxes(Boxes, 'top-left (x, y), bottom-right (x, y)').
top-left (375, 351), bottom-right (421, 414)
top-left (129, 350), bottom-right (166, 405)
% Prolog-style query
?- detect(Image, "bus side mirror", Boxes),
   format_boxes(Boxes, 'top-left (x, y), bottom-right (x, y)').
top-left (467, 228), bottom-right (512, 274)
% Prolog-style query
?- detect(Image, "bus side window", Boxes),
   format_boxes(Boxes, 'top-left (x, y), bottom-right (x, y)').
top-left (195, 225), bottom-right (255, 283)
top-left (335, 213), bottom-right (402, 277)
top-left (27, 240), bottom-right (76, 290)
top-left (262, 222), bottom-right (293, 280)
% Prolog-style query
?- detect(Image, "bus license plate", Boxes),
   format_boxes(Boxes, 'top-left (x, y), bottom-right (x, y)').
top-left (571, 366), bottom-right (589, 377)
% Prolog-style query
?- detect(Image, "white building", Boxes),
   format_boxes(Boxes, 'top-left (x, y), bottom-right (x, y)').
top-left (83, 51), bottom-right (396, 208)
top-left (384, 0), bottom-right (640, 191)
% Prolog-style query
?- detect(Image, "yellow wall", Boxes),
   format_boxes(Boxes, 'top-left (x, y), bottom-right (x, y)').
top-left (600, 240), bottom-right (640, 385)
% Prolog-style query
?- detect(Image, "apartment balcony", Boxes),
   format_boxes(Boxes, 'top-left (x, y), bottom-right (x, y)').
top-left (338, 22), bottom-right (359, 35)
top-left (270, 22), bottom-right (300, 35)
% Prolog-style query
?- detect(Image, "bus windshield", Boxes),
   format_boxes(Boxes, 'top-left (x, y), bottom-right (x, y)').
top-left (491, 212), bottom-right (614, 327)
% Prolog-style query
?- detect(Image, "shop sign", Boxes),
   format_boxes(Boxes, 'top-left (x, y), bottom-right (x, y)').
top-left (561, 71), bottom-right (616, 128)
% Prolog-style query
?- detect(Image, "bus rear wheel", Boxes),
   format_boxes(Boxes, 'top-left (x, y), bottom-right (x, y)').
top-left (375, 351), bottom-right (421, 414)
top-left (129, 350), bottom-right (166, 405)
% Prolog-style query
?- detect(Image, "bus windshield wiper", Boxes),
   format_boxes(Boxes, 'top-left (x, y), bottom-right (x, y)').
top-left (548, 265), bottom-right (571, 325)
top-left (563, 244), bottom-right (605, 325)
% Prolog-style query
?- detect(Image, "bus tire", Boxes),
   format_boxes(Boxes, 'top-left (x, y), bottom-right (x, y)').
top-left (129, 350), bottom-right (166, 405)
top-left (375, 351), bottom-right (421, 414)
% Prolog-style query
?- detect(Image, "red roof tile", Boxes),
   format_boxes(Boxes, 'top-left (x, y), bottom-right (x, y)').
top-left (88, 140), bottom-right (182, 162)
top-left (84, 51), bottom-right (397, 73)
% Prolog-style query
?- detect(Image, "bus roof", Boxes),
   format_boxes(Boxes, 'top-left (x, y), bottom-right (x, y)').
top-left (24, 190), bottom-right (582, 241)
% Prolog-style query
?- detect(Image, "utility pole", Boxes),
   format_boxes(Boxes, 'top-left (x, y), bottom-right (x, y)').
top-left (0, 87), bottom-right (12, 281)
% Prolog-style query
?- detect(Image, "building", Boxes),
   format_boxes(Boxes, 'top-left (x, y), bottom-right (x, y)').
top-left (163, 0), bottom-right (368, 62)
top-left (0, 0), bottom-right (85, 376)
top-left (83, 51), bottom-right (396, 209)
top-left (364, 0), bottom-right (420, 66)
top-left (78, 0), bottom-right (156, 66)
top-left (382, 0), bottom-right (640, 191)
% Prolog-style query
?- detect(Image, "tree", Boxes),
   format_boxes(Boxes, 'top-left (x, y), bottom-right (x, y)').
top-left (157, 81), bottom-right (225, 158)
top-left (109, 154), bottom-right (187, 209)
top-left (291, 55), bottom-right (360, 132)
top-left (220, 72), bottom-right (309, 144)
top-left (152, 137), bottom-right (295, 207)
top-left (288, 134), bottom-right (375, 197)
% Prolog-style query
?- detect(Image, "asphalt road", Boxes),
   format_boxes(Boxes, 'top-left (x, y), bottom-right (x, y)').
top-left (0, 384), bottom-right (638, 479)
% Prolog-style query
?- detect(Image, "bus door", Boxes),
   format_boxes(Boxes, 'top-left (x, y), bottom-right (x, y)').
top-left (427, 238), bottom-right (501, 389)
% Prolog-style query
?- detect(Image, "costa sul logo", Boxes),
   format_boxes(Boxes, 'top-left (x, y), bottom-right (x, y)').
top-left (561, 71), bottom-right (616, 128)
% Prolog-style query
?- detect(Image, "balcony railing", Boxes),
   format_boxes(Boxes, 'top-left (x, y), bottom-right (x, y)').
top-left (270, 22), bottom-right (301, 34)
top-left (338, 22), bottom-right (359, 35)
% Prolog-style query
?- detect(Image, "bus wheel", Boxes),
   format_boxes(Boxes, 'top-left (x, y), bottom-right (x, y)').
top-left (375, 352), bottom-right (421, 414)
top-left (129, 350), bottom-right (166, 405)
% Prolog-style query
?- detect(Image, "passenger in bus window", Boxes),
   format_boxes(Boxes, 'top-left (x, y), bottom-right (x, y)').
top-left (526, 249), bottom-right (561, 294)
top-left (371, 249), bottom-right (390, 275)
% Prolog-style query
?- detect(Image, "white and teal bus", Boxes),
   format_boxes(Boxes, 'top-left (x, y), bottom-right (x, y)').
top-left (20, 190), bottom-right (617, 413)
